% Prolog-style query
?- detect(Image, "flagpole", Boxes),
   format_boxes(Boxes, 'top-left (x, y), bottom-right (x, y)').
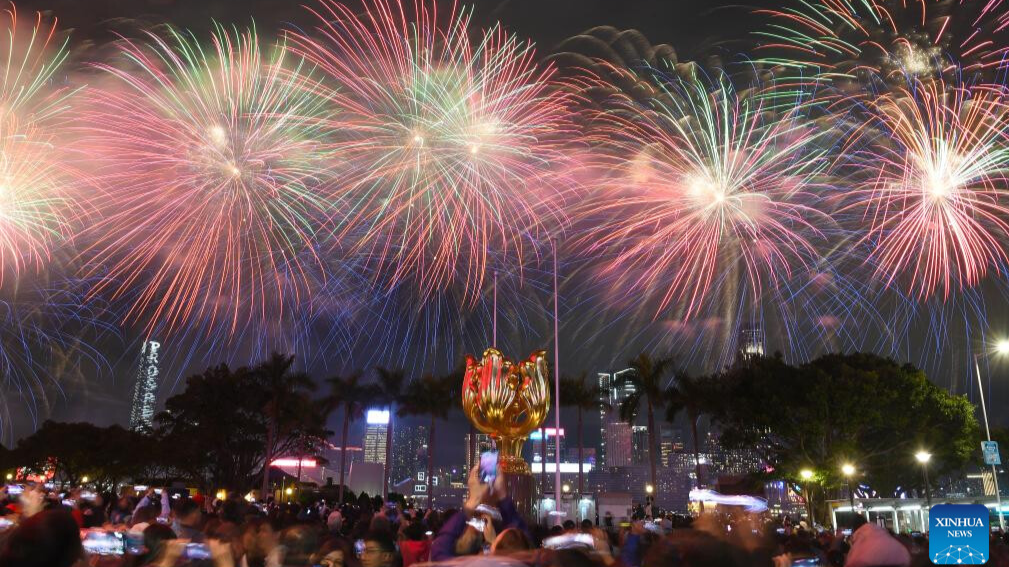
top-left (493, 271), bottom-right (498, 347)
top-left (553, 239), bottom-right (561, 506)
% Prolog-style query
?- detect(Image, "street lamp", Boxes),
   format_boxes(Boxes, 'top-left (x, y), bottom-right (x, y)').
top-left (975, 346), bottom-right (1006, 530)
top-left (645, 484), bottom-right (654, 495)
top-left (562, 483), bottom-right (571, 494)
top-left (800, 469), bottom-right (815, 525)
top-left (81, 476), bottom-right (89, 484)
top-left (915, 451), bottom-right (932, 509)
top-left (841, 463), bottom-right (857, 522)
top-left (4, 473), bottom-right (11, 481)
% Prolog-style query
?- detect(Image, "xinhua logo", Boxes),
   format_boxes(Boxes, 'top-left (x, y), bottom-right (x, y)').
top-left (929, 504), bottom-right (989, 564)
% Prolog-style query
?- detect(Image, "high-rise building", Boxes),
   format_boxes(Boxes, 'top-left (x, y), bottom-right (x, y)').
top-left (363, 409), bottom-right (389, 464)
top-left (740, 328), bottom-right (765, 358)
top-left (631, 426), bottom-right (650, 465)
top-left (603, 422), bottom-right (632, 467)
top-left (531, 428), bottom-right (566, 463)
top-left (598, 369), bottom-right (636, 468)
top-left (704, 430), bottom-right (764, 478)
top-left (659, 426), bottom-right (684, 466)
top-left (464, 433), bottom-right (494, 471)
top-left (391, 424), bottom-right (428, 484)
top-left (129, 340), bottom-right (162, 431)
top-left (565, 447), bottom-right (596, 465)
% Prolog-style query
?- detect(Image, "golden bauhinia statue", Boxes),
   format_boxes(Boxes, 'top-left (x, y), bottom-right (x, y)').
top-left (462, 347), bottom-right (550, 517)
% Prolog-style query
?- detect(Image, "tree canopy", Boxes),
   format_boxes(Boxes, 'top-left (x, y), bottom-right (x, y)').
top-left (712, 352), bottom-right (980, 496)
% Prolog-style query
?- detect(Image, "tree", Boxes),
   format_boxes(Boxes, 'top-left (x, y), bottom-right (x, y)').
top-left (559, 372), bottom-right (606, 495)
top-left (619, 353), bottom-right (676, 490)
top-left (374, 367), bottom-right (406, 498)
top-left (713, 352), bottom-right (979, 520)
top-left (157, 362), bottom-right (327, 491)
top-left (256, 353), bottom-right (317, 498)
top-left (13, 421), bottom-right (150, 490)
top-left (664, 372), bottom-right (721, 490)
top-left (325, 371), bottom-right (377, 505)
top-left (398, 373), bottom-right (456, 502)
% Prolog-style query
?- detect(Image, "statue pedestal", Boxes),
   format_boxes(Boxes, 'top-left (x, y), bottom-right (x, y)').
top-left (501, 471), bottom-right (537, 521)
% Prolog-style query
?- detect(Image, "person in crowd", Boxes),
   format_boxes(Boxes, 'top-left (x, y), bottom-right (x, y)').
top-left (492, 527), bottom-right (532, 555)
top-left (431, 466), bottom-right (529, 562)
top-left (399, 519), bottom-right (431, 567)
top-left (327, 508), bottom-right (344, 535)
top-left (844, 516), bottom-right (911, 567)
top-left (239, 516), bottom-right (282, 567)
top-left (311, 537), bottom-right (352, 567)
top-left (81, 493), bottom-right (107, 528)
top-left (0, 508), bottom-right (82, 567)
top-left (279, 524), bottom-right (319, 567)
top-left (173, 498), bottom-right (205, 541)
top-left (360, 530), bottom-right (400, 567)
top-left (134, 523), bottom-right (176, 567)
top-left (642, 529), bottom-right (746, 567)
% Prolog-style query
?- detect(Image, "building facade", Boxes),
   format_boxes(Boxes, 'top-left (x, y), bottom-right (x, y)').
top-left (391, 424), bottom-right (428, 484)
top-left (129, 340), bottom-right (162, 431)
top-left (598, 369), bottom-right (636, 468)
top-left (363, 409), bottom-right (389, 464)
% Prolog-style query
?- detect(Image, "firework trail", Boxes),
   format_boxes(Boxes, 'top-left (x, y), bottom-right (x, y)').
top-left (79, 23), bottom-right (340, 338)
top-left (290, 0), bottom-right (580, 303)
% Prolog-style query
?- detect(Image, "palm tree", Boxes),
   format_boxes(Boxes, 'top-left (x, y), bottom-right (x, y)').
top-left (256, 353), bottom-right (315, 500)
top-left (325, 371), bottom-right (377, 504)
top-left (374, 367), bottom-right (406, 498)
top-left (559, 372), bottom-right (607, 495)
top-left (664, 372), bottom-right (717, 491)
top-left (398, 373), bottom-right (456, 504)
top-left (618, 352), bottom-right (676, 491)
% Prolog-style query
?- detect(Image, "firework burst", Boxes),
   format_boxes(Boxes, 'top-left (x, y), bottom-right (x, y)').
top-left (756, 0), bottom-right (1009, 90)
top-left (581, 69), bottom-right (831, 320)
top-left (290, 0), bottom-right (579, 302)
top-left (0, 5), bottom-right (78, 285)
top-left (840, 77), bottom-right (1009, 299)
top-left (80, 23), bottom-right (339, 337)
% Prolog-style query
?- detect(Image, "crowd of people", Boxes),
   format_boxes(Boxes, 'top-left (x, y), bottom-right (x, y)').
top-left (0, 468), bottom-right (1008, 567)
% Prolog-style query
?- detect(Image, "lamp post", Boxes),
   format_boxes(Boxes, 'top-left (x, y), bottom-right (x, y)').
top-left (977, 345), bottom-right (1007, 531)
top-left (915, 451), bottom-right (932, 509)
top-left (842, 463), bottom-right (856, 523)
top-left (800, 469), bottom-right (815, 525)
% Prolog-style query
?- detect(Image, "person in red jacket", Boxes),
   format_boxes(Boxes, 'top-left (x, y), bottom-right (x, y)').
top-left (399, 521), bottom-right (431, 567)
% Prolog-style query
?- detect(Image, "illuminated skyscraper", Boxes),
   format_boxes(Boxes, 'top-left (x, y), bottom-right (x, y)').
top-left (598, 369), bottom-right (636, 468)
top-left (531, 428), bottom-right (565, 463)
top-left (631, 425), bottom-right (650, 464)
top-left (129, 340), bottom-right (161, 431)
top-left (740, 329), bottom-right (765, 358)
top-left (392, 424), bottom-right (428, 483)
top-left (363, 409), bottom-right (389, 464)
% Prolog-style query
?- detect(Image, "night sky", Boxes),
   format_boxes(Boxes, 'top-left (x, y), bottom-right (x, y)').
top-left (12, 0), bottom-right (1009, 463)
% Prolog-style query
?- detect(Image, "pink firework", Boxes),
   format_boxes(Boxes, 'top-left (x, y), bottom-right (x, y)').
top-left (842, 78), bottom-right (1009, 299)
top-left (582, 70), bottom-right (829, 318)
top-left (78, 24), bottom-right (339, 336)
top-left (290, 0), bottom-right (580, 301)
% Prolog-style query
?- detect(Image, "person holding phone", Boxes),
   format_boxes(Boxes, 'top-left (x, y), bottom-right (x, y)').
top-left (429, 464), bottom-right (530, 562)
